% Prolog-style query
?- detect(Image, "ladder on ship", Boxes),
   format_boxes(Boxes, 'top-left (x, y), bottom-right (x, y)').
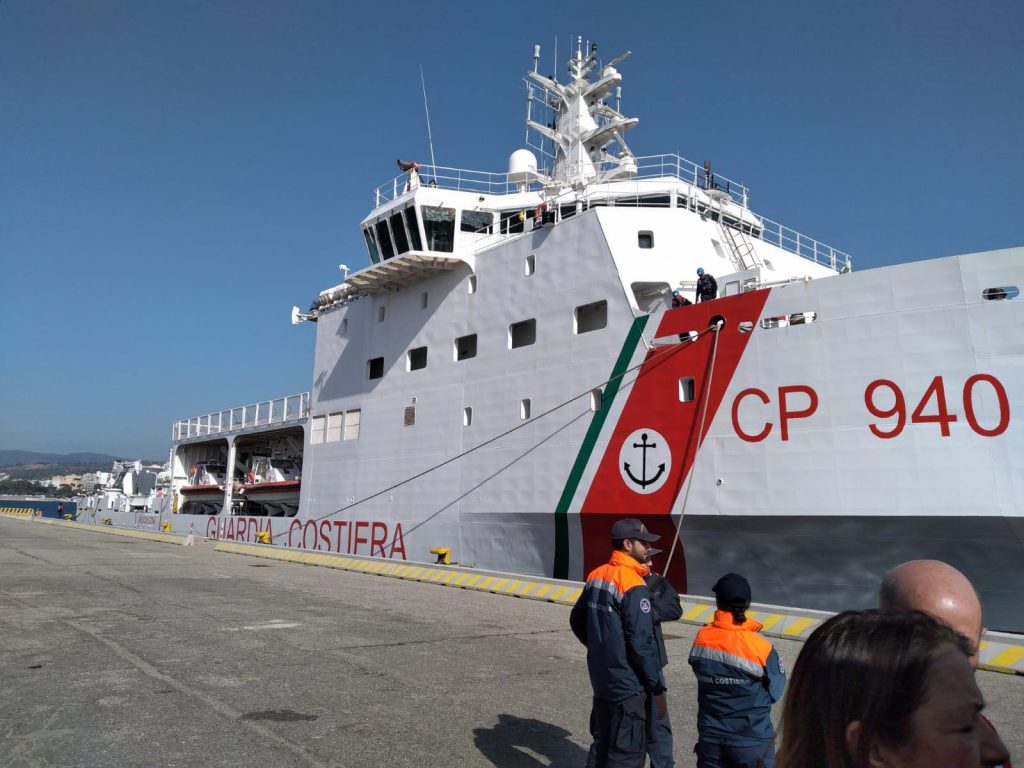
top-left (717, 215), bottom-right (763, 270)
top-left (709, 193), bottom-right (763, 271)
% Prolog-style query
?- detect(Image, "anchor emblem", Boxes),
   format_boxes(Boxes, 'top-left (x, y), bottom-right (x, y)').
top-left (619, 428), bottom-right (672, 495)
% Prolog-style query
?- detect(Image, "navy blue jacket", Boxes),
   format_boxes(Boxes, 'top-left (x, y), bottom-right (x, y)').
top-left (570, 550), bottom-right (665, 702)
top-left (688, 610), bottom-right (785, 746)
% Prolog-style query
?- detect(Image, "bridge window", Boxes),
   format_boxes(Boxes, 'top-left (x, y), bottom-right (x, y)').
top-left (408, 346), bottom-right (428, 371)
top-left (467, 275), bottom-right (478, 294)
top-left (343, 409), bottom-right (361, 440)
top-left (575, 300), bottom-right (608, 334)
top-left (311, 416), bottom-right (326, 444)
top-left (375, 220), bottom-right (395, 260)
top-left (421, 291), bottom-right (428, 309)
top-left (461, 210), bottom-right (494, 234)
top-left (367, 357), bottom-right (384, 380)
top-left (404, 207), bottom-right (423, 250)
top-left (463, 407), bottom-right (473, 427)
top-left (455, 333), bottom-right (477, 361)
top-left (638, 231), bottom-right (654, 249)
top-left (525, 254), bottom-right (535, 276)
top-left (389, 212), bottom-right (410, 254)
top-left (363, 228), bottom-right (380, 264)
top-left (404, 404), bottom-right (416, 427)
top-left (590, 389), bottom-right (603, 412)
top-left (510, 319), bottom-right (536, 348)
top-left (500, 209), bottom-right (533, 234)
top-left (422, 206), bottom-right (455, 252)
top-left (378, 306), bottom-right (386, 322)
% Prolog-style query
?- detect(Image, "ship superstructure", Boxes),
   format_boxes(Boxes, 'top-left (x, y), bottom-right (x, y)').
top-left (86, 41), bottom-right (1023, 631)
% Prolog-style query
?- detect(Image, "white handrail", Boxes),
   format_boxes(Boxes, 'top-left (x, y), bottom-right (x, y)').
top-left (172, 392), bottom-right (310, 441)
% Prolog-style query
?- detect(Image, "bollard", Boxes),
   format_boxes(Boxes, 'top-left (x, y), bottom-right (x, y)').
top-left (429, 546), bottom-right (451, 565)
top-left (255, 531), bottom-right (271, 545)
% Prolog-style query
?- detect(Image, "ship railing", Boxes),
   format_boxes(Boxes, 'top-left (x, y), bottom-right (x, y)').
top-left (372, 155), bottom-right (851, 271)
top-left (172, 392), bottom-right (310, 441)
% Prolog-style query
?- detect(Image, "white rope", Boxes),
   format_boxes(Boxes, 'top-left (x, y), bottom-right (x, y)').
top-left (664, 320), bottom-right (723, 573)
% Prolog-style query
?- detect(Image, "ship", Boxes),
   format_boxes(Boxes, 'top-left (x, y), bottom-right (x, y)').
top-left (80, 41), bottom-right (1024, 632)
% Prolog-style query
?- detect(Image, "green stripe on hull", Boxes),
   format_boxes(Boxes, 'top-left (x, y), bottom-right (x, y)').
top-left (552, 315), bottom-right (649, 578)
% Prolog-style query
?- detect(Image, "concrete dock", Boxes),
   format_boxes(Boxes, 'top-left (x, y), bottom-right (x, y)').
top-left (1, 516), bottom-right (1020, 767)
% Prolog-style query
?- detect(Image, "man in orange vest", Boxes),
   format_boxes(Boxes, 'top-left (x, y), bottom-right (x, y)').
top-left (570, 519), bottom-right (666, 768)
top-left (688, 573), bottom-right (785, 768)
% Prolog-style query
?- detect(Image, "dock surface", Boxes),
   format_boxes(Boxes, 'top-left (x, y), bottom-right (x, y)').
top-left (1, 517), bottom-right (1020, 767)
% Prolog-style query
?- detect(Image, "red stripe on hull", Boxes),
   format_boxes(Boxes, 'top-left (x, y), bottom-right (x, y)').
top-left (578, 290), bottom-right (772, 588)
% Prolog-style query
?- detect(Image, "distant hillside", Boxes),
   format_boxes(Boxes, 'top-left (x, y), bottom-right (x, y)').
top-left (0, 450), bottom-right (121, 466)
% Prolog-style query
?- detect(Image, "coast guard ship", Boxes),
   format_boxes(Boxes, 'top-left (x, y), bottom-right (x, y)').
top-left (92, 41), bottom-right (1024, 630)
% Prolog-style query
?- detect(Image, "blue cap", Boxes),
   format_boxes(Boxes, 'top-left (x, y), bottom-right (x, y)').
top-left (697, 267), bottom-right (704, 275)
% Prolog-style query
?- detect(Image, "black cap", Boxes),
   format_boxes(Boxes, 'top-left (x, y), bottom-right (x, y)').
top-left (610, 518), bottom-right (661, 542)
top-left (712, 572), bottom-right (751, 606)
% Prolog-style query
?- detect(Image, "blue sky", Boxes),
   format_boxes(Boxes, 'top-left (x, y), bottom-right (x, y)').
top-left (1, 1), bottom-right (1021, 458)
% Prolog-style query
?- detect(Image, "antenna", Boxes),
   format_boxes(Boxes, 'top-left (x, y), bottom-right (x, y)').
top-left (419, 65), bottom-right (437, 171)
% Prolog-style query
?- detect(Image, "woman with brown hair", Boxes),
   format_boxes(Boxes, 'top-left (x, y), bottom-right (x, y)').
top-left (778, 609), bottom-right (1009, 768)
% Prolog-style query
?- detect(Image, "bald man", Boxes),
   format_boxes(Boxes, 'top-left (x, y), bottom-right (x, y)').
top-left (880, 560), bottom-right (1010, 768)
top-left (879, 559), bottom-right (984, 666)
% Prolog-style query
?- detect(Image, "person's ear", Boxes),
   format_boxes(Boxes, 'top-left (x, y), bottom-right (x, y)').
top-left (847, 721), bottom-right (898, 768)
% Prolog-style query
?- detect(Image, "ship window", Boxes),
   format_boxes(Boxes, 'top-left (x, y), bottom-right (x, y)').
top-left (575, 300), bottom-right (608, 334)
top-left (341, 318), bottom-right (348, 335)
top-left (343, 409), bottom-right (360, 440)
top-left (725, 280), bottom-right (740, 296)
top-left (590, 389), bottom-right (603, 412)
top-left (983, 286), bottom-right (1019, 300)
top-left (389, 212), bottom-right (410, 254)
top-left (638, 231), bottom-right (654, 249)
top-left (738, 321), bottom-right (754, 334)
top-left (421, 206), bottom-right (455, 252)
top-left (461, 210), bottom-right (493, 234)
top-left (326, 412), bottom-right (343, 442)
top-left (311, 416), bottom-right (326, 444)
top-left (525, 254), bottom-right (535, 276)
top-left (421, 291), bottom-right (428, 309)
top-left (378, 306), bottom-right (386, 322)
top-left (679, 377), bottom-right (695, 403)
top-left (560, 204), bottom-right (578, 220)
top-left (788, 311), bottom-right (816, 325)
top-left (520, 398), bottom-right (532, 420)
top-left (404, 207), bottom-right (423, 250)
top-left (403, 405), bottom-right (416, 426)
top-left (500, 209), bottom-right (533, 234)
top-left (463, 407), bottom-right (473, 427)
top-left (368, 357), bottom-right (384, 380)
top-left (363, 228), bottom-right (380, 264)
top-left (375, 220), bottom-right (395, 260)
top-left (509, 318), bottom-right (536, 348)
top-left (454, 333), bottom-right (477, 361)
top-left (467, 275), bottom-right (478, 295)
top-left (408, 346), bottom-right (428, 371)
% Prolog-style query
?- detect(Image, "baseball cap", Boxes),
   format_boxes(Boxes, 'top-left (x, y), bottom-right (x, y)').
top-left (712, 572), bottom-right (751, 606)
top-left (610, 518), bottom-right (661, 542)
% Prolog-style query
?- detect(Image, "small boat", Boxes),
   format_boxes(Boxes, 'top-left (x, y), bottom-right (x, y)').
top-left (239, 455), bottom-right (301, 516)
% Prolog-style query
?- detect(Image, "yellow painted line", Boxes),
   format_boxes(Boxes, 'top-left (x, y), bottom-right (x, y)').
top-left (443, 572), bottom-right (459, 584)
top-left (684, 605), bottom-right (711, 621)
top-left (453, 572), bottom-right (471, 586)
top-left (516, 582), bottom-right (536, 596)
top-left (479, 577), bottom-right (496, 590)
top-left (491, 579), bottom-right (509, 592)
top-left (759, 614), bottom-right (785, 632)
top-left (783, 617), bottom-right (817, 636)
top-left (985, 646), bottom-right (1024, 670)
top-left (464, 575), bottom-right (482, 587)
top-left (533, 584), bottom-right (553, 598)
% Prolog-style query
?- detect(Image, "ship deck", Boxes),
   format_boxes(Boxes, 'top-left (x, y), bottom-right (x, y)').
top-left (2, 516), bottom-right (1021, 766)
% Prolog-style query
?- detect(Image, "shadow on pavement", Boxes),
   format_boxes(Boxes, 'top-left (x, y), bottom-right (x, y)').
top-left (473, 713), bottom-right (587, 767)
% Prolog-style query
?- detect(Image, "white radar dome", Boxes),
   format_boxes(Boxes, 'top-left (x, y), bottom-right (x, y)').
top-left (508, 149), bottom-right (539, 183)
